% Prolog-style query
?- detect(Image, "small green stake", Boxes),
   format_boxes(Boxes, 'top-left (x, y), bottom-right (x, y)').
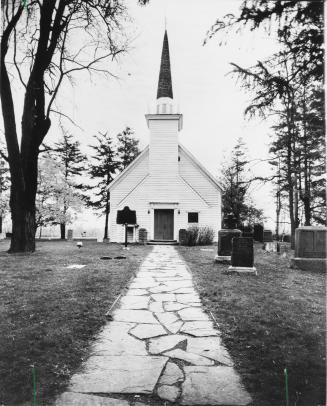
top-left (32, 366), bottom-right (37, 406)
top-left (284, 368), bottom-right (289, 406)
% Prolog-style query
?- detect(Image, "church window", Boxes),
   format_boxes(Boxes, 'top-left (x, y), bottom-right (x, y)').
top-left (188, 212), bottom-right (198, 223)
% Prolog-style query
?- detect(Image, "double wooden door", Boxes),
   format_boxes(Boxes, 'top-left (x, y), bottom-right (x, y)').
top-left (154, 209), bottom-right (174, 240)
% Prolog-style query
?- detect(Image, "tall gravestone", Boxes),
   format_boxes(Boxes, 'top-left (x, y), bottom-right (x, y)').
top-left (291, 226), bottom-right (327, 272)
top-left (253, 224), bottom-right (264, 242)
top-left (215, 214), bottom-right (241, 263)
top-left (227, 237), bottom-right (257, 275)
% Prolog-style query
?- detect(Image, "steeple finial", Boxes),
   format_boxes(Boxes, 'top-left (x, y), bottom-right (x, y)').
top-left (157, 30), bottom-right (173, 99)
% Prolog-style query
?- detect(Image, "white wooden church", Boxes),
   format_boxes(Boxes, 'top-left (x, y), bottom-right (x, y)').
top-left (108, 31), bottom-right (222, 243)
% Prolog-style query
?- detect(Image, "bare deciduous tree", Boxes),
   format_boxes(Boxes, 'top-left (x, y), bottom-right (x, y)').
top-left (0, 0), bottom-right (141, 252)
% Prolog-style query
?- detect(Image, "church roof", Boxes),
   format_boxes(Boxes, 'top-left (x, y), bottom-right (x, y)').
top-left (157, 30), bottom-right (173, 99)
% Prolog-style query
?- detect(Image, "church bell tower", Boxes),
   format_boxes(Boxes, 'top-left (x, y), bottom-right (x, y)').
top-left (146, 30), bottom-right (183, 179)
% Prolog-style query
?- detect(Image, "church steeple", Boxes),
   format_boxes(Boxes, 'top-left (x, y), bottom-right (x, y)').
top-left (157, 30), bottom-right (173, 100)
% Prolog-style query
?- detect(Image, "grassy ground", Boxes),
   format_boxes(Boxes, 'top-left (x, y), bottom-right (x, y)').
top-left (178, 243), bottom-right (326, 406)
top-left (0, 240), bottom-right (151, 406)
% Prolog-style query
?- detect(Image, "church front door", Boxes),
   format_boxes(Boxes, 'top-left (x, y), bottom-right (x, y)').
top-left (154, 209), bottom-right (174, 240)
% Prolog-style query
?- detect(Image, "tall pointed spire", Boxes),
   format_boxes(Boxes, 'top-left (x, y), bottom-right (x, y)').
top-left (157, 30), bottom-right (173, 99)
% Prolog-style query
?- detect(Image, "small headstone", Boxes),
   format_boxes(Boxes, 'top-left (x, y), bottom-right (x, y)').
top-left (264, 242), bottom-right (277, 252)
top-left (291, 226), bottom-right (327, 272)
top-left (179, 229), bottom-right (188, 245)
top-left (278, 243), bottom-right (289, 257)
top-left (242, 226), bottom-right (254, 239)
top-left (263, 230), bottom-right (273, 242)
top-left (227, 237), bottom-right (257, 275)
top-left (139, 228), bottom-right (148, 244)
top-left (282, 234), bottom-right (291, 243)
top-left (253, 224), bottom-right (264, 242)
top-left (67, 229), bottom-right (73, 240)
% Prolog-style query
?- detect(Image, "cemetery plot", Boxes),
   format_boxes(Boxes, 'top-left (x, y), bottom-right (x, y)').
top-left (179, 244), bottom-right (326, 406)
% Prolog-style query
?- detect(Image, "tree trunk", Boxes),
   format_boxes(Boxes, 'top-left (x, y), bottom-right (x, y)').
top-left (9, 187), bottom-right (37, 252)
top-left (0, 216), bottom-right (2, 234)
top-left (60, 223), bottom-right (66, 239)
top-left (104, 192), bottom-right (110, 240)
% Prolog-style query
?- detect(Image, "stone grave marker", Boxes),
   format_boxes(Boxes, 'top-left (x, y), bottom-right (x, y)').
top-left (67, 229), bottom-right (73, 240)
top-left (253, 224), bottom-right (264, 242)
top-left (179, 229), bottom-right (188, 245)
top-left (277, 242), bottom-right (289, 257)
top-left (263, 229), bottom-right (276, 252)
top-left (138, 228), bottom-right (148, 244)
top-left (263, 230), bottom-right (273, 242)
top-left (215, 214), bottom-right (241, 263)
top-left (227, 237), bottom-right (257, 275)
top-left (242, 226), bottom-right (254, 239)
top-left (291, 226), bottom-right (327, 272)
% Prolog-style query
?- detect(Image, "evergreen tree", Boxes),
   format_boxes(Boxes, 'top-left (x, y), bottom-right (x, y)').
top-left (207, 1), bottom-right (325, 244)
top-left (52, 129), bottom-right (87, 239)
top-left (219, 138), bottom-right (264, 227)
top-left (87, 132), bottom-right (119, 240)
top-left (116, 127), bottom-right (140, 170)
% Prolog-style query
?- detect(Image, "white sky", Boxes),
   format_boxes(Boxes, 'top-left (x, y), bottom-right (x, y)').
top-left (2, 0), bottom-right (287, 234)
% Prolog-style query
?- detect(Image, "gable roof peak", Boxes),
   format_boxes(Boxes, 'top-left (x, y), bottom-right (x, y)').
top-left (157, 30), bottom-right (173, 99)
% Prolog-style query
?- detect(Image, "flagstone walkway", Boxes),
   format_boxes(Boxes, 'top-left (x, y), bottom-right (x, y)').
top-left (55, 246), bottom-right (252, 406)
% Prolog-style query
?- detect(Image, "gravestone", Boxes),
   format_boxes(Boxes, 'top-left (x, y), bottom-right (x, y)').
top-left (179, 229), bottom-right (188, 246)
top-left (278, 242), bottom-right (289, 257)
top-left (242, 226), bottom-right (254, 239)
top-left (291, 226), bottom-right (327, 272)
top-left (227, 237), bottom-right (257, 275)
top-left (283, 234), bottom-right (291, 243)
top-left (139, 228), bottom-right (148, 244)
top-left (264, 241), bottom-right (277, 252)
top-left (215, 214), bottom-right (241, 263)
top-left (263, 230), bottom-right (273, 242)
top-left (67, 229), bottom-right (73, 240)
top-left (253, 224), bottom-right (264, 242)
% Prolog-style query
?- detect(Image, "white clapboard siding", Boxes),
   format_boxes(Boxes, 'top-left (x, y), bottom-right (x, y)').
top-left (179, 145), bottom-right (221, 206)
top-left (109, 118), bottom-right (221, 242)
top-left (149, 118), bottom-right (179, 178)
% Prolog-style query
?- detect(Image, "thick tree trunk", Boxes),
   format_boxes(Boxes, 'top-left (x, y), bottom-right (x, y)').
top-left (0, 216), bottom-right (2, 234)
top-left (60, 223), bottom-right (66, 239)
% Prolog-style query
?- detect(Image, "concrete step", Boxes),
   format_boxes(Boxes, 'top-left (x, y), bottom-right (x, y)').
top-left (147, 240), bottom-right (179, 246)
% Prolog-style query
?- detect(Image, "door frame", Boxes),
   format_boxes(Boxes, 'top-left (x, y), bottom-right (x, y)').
top-left (149, 202), bottom-right (179, 240)
top-left (154, 209), bottom-right (174, 240)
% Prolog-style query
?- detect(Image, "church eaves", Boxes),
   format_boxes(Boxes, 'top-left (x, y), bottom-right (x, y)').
top-left (157, 30), bottom-right (173, 99)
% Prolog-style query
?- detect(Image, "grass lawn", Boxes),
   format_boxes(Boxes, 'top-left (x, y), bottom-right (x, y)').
top-left (0, 240), bottom-right (151, 406)
top-left (178, 243), bottom-right (326, 406)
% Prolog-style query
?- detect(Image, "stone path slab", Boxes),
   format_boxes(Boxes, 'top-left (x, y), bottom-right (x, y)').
top-left (55, 245), bottom-right (252, 406)
top-left (70, 355), bottom-right (168, 394)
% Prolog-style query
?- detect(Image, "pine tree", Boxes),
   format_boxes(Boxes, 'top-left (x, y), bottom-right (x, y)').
top-left (219, 138), bottom-right (264, 227)
top-left (87, 132), bottom-right (120, 240)
top-left (116, 127), bottom-right (140, 170)
top-left (52, 129), bottom-right (87, 239)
